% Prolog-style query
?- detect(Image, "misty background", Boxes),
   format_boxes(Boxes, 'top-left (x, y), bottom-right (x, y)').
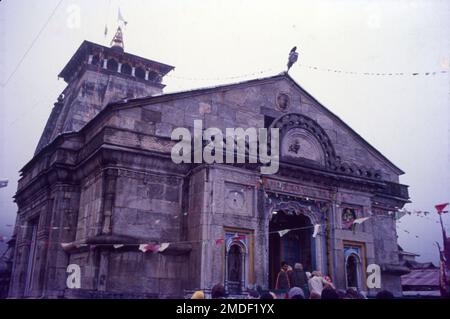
top-left (1, 0), bottom-right (449, 264)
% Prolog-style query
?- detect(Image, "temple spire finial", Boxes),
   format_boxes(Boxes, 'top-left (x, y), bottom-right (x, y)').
top-left (110, 26), bottom-right (124, 52)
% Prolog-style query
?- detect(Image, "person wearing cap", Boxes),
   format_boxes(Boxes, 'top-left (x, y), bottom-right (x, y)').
top-left (191, 290), bottom-right (205, 299)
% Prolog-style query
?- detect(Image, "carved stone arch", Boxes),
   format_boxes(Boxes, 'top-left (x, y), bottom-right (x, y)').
top-left (224, 239), bottom-right (247, 294)
top-left (269, 199), bottom-right (320, 225)
top-left (270, 113), bottom-right (337, 168)
top-left (345, 251), bottom-right (363, 290)
top-left (121, 62), bottom-right (132, 75)
top-left (106, 58), bottom-right (119, 72)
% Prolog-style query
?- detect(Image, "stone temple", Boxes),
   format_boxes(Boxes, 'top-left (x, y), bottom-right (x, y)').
top-left (7, 31), bottom-right (410, 298)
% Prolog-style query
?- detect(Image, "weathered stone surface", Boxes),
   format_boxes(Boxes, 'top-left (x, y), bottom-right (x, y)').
top-left (8, 42), bottom-right (409, 299)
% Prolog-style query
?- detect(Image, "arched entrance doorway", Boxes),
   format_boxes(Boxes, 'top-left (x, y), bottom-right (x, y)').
top-left (345, 253), bottom-right (362, 289)
top-left (268, 210), bottom-right (314, 289)
top-left (224, 236), bottom-right (248, 295)
top-left (226, 244), bottom-right (244, 293)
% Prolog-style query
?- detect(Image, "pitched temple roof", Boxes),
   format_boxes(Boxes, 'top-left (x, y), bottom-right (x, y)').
top-left (98, 72), bottom-right (405, 175)
top-left (25, 72), bottom-right (405, 176)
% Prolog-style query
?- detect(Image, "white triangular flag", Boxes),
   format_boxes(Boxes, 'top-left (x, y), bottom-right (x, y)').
top-left (312, 224), bottom-right (320, 238)
top-left (118, 8), bottom-right (128, 26)
top-left (278, 229), bottom-right (290, 237)
top-left (159, 243), bottom-right (170, 252)
top-left (353, 217), bottom-right (371, 225)
top-left (139, 244), bottom-right (148, 252)
top-left (113, 244), bottom-right (124, 249)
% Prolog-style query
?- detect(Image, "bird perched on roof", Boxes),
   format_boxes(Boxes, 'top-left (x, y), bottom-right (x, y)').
top-left (287, 46), bottom-right (299, 72)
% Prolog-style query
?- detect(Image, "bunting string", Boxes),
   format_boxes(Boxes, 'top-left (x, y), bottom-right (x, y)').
top-left (164, 64), bottom-right (448, 83)
top-left (298, 63), bottom-right (448, 77)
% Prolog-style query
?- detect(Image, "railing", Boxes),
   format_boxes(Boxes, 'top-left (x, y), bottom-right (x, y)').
top-left (382, 182), bottom-right (409, 199)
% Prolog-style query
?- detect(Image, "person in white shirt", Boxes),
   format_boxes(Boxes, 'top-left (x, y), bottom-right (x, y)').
top-left (308, 271), bottom-right (335, 298)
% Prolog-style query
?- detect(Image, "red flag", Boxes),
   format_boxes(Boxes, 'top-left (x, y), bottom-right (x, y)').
top-left (215, 238), bottom-right (224, 246)
top-left (435, 203), bottom-right (449, 214)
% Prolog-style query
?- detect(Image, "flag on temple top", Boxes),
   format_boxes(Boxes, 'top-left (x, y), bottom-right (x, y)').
top-left (435, 203), bottom-right (449, 214)
top-left (118, 8), bottom-right (128, 26)
top-left (113, 244), bottom-right (124, 249)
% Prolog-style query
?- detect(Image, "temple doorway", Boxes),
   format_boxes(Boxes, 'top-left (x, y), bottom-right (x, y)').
top-left (345, 253), bottom-right (362, 289)
top-left (268, 210), bottom-right (314, 289)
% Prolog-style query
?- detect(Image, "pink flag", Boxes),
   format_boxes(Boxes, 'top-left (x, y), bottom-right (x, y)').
top-left (435, 203), bottom-right (449, 214)
top-left (139, 243), bottom-right (160, 253)
top-left (139, 244), bottom-right (151, 253)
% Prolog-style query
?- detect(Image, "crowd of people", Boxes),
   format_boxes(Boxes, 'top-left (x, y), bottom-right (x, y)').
top-left (190, 261), bottom-right (395, 300)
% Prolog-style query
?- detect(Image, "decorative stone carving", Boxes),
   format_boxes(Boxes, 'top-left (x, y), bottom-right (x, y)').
top-left (282, 128), bottom-right (325, 164)
top-left (226, 191), bottom-right (245, 210)
top-left (276, 92), bottom-right (290, 111)
top-left (272, 113), bottom-right (337, 168)
top-left (224, 182), bottom-right (253, 216)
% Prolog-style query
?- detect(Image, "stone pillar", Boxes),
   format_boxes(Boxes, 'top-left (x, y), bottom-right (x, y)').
top-left (97, 251), bottom-right (109, 291)
top-left (331, 198), bottom-right (344, 289)
top-left (43, 183), bottom-right (80, 297)
top-left (7, 215), bottom-right (30, 297)
top-left (88, 54), bottom-right (93, 64)
top-left (131, 66), bottom-right (136, 77)
top-left (260, 189), bottom-right (272, 290)
top-left (118, 62), bottom-right (122, 73)
top-left (145, 70), bottom-right (149, 81)
top-left (102, 59), bottom-right (107, 69)
top-left (101, 168), bottom-right (118, 235)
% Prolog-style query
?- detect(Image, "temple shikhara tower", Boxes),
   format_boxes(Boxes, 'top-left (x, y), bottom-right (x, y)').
top-left (8, 30), bottom-right (410, 298)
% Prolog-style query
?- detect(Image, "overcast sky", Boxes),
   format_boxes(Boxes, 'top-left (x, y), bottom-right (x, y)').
top-left (0, 0), bottom-right (449, 263)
